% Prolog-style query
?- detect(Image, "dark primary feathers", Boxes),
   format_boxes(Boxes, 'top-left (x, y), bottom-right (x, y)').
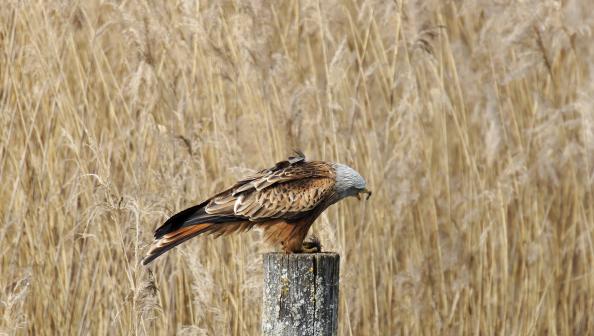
top-left (143, 152), bottom-right (336, 265)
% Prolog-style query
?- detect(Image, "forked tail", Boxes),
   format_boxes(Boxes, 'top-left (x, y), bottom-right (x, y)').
top-left (142, 221), bottom-right (254, 265)
top-left (142, 224), bottom-right (212, 265)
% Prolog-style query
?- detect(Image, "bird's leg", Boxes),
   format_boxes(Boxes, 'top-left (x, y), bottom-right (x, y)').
top-left (281, 221), bottom-right (319, 253)
top-left (301, 235), bottom-right (322, 253)
top-left (283, 234), bottom-right (321, 253)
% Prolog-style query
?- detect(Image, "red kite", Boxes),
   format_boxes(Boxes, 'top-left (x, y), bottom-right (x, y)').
top-left (142, 152), bottom-right (370, 265)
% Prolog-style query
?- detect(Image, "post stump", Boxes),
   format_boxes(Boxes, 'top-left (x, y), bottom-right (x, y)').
top-left (261, 252), bottom-right (340, 336)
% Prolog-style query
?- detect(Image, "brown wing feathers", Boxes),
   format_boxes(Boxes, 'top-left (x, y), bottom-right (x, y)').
top-left (142, 153), bottom-right (335, 265)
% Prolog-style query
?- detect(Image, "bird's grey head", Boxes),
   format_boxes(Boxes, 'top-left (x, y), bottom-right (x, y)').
top-left (333, 163), bottom-right (371, 201)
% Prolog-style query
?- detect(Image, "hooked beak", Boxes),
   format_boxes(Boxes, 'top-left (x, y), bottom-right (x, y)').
top-left (356, 188), bottom-right (372, 201)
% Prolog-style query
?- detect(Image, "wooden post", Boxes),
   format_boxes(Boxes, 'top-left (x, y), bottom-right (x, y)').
top-left (261, 252), bottom-right (340, 336)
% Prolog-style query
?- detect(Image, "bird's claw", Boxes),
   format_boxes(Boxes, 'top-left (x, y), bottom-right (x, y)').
top-left (301, 236), bottom-right (322, 253)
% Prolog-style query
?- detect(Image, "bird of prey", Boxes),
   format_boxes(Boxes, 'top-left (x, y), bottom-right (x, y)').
top-left (142, 152), bottom-right (371, 265)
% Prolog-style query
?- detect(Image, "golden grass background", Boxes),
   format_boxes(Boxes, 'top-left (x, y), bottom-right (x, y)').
top-left (1, 0), bottom-right (594, 335)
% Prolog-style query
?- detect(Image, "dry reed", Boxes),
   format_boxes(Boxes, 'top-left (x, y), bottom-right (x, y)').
top-left (1, 0), bottom-right (593, 335)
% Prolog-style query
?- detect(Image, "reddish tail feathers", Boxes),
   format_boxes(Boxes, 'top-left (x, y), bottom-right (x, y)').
top-left (142, 222), bottom-right (254, 265)
top-left (142, 223), bottom-right (212, 265)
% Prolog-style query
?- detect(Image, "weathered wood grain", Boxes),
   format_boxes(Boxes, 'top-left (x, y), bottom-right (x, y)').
top-left (261, 253), bottom-right (339, 336)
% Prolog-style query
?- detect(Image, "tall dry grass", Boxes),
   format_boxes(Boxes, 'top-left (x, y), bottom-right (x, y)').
top-left (1, 0), bottom-right (593, 335)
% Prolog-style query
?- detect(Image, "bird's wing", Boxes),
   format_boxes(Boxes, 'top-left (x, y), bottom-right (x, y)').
top-left (186, 158), bottom-right (336, 224)
top-left (209, 175), bottom-right (335, 220)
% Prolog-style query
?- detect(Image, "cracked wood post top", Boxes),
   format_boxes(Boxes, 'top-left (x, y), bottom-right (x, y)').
top-left (261, 253), bottom-right (340, 336)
